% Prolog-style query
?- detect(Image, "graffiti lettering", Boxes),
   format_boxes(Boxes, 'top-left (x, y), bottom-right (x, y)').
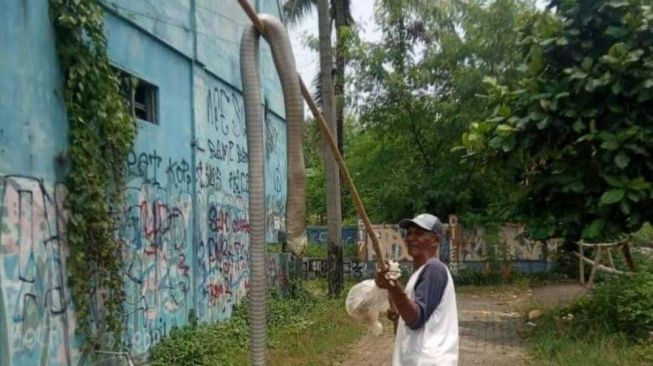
top-left (166, 158), bottom-right (192, 188)
top-left (127, 149), bottom-right (163, 185)
top-left (207, 138), bottom-right (248, 164)
top-left (265, 111), bottom-right (279, 158)
top-left (0, 176), bottom-right (73, 365)
top-left (228, 170), bottom-right (249, 195)
top-left (206, 87), bottom-right (245, 137)
top-left (196, 161), bottom-right (222, 190)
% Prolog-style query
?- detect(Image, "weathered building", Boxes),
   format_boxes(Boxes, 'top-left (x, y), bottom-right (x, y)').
top-left (0, 0), bottom-right (289, 364)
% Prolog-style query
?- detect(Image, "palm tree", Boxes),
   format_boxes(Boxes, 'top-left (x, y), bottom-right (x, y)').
top-left (284, 0), bottom-right (353, 156)
top-left (317, 0), bottom-right (343, 297)
top-left (284, 0), bottom-right (349, 296)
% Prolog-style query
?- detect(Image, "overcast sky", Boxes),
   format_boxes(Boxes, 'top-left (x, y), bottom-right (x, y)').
top-left (287, 0), bottom-right (548, 87)
top-left (287, 0), bottom-right (379, 86)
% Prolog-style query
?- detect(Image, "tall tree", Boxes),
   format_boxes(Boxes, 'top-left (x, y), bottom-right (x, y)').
top-left (283, 0), bottom-right (353, 154)
top-left (344, 0), bottom-right (532, 223)
top-left (317, 0), bottom-right (343, 296)
top-left (284, 0), bottom-right (349, 294)
top-left (334, 0), bottom-right (351, 155)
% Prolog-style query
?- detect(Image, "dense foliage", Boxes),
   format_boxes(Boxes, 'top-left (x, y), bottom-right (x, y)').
top-left (50, 0), bottom-right (135, 348)
top-left (304, 0), bottom-right (536, 224)
top-left (464, 0), bottom-right (653, 241)
top-left (569, 269), bottom-right (653, 341)
top-left (527, 255), bottom-right (653, 365)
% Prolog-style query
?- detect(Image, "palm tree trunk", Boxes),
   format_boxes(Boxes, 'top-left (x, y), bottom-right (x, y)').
top-left (334, 0), bottom-right (347, 156)
top-left (318, 0), bottom-right (343, 296)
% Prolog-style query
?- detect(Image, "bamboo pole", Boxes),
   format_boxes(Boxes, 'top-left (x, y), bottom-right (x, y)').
top-left (577, 240), bottom-right (627, 248)
top-left (586, 247), bottom-right (602, 288)
top-left (622, 241), bottom-right (637, 272)
top-left (574, 252), bottom-right (634, 276)
top-left (236, 0), bottom-right (386, 269)
top-left (606, 248), bottom-right (615, 270)
top-left (579, 243), bottom-right (585, 285)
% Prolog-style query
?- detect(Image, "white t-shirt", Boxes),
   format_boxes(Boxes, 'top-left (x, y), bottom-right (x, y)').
top-left (393, 258), bottom-right (459, 366)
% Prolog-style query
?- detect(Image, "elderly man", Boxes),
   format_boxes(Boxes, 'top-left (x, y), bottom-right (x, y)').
top-left (375, 213), bottom-right (459, 366)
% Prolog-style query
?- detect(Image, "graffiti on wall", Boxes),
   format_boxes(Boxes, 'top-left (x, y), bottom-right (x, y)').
top-left (194, 79), bottom-right (251, 324)
top-left (0, 172), bottom-right (292, 364)
top-left (302, 257), bottom-right (413, 281)
top-left (117, 183), bottom-right (193, 355)
top-left (361, 225), bottom-right (411, 262)
top-left (264, 109), bottom-right (287, 244)
top-left (0, 176), bottom-right (80, 366)
top-left (0, 60), bottom-right (290, 366)
top-left (305, 226), bottom-right (357, 246)
top-left (193, 74), bottom-right (287, 324)
top-left (302, 258), bottom-right (367, 280)
top-left (456, 224), bottom-right (560, 261)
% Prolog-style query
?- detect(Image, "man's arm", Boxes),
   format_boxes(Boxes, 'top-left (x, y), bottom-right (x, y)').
top-left (376, 260), bottom-right (448, 330)
top-left (387, 283), bottom-right (419, 326)
top-left (375, 272), bottom-right (419, 326)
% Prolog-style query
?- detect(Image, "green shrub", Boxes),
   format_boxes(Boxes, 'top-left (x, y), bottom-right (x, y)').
top-left (149, 281), bottom-right (356, 365)
top-left (568, 270), bottom-right (653, 341)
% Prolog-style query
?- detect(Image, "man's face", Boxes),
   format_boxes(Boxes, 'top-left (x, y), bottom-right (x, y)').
top-left (403, 225), bottom-right (438, 258)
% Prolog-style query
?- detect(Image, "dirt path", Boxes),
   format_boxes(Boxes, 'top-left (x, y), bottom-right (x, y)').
top-left (338, 282), bottom-right (585, 366)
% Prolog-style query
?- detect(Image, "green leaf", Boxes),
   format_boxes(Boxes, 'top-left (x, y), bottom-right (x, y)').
top-left (628, 177), bottom-right (650, 191)
top-left (489, 136), bottom-right (503, 149)
top-left (604, 175), bottom-right (623, 187)
top-left (572, 120), bottom-right (585, 132)
top-left (498, 105), bottom-right (512, 117)
top-left (605, 26), bottom-right (628, 38)
top-left (539, 99), bottom-right (551, 110)
top-left (598, 131), bottom-right (616, 141)
top-left (600, 140), bottom-right (620, 150)
top-left (568, 69), bottom-right (588, 80)
top-left (600, 189), bottom-right (625, 205)
top-left (496, 124), bottom-right (515, 136)
top-left (643, 79), bottom-right (653, 89)
top-left (563, 181), bottom-right (585, 193)
top-left (614, 152), bottom-right (630, 169)
top-left (537, 118), bottom-right (550, 129)
top-left (627, 192), bottom-right (641, 202)
top-left (583, 219), bottom-right (606, 239)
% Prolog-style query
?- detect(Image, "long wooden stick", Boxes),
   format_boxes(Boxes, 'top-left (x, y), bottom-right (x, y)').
top-left (236, 0), bottom-right (386, 269)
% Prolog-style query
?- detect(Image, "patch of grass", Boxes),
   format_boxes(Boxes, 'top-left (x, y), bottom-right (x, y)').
top-left (150, 280), bottom-right (366, 365)
top-left (525, 267), bottom-right (653, 366)
top-left (525, 311), bottom-right (653, 366)
top-left (632, 222), bottom-right (653, 243)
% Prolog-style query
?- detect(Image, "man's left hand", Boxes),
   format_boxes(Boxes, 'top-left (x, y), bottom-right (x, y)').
top-left (375, 269), bottom-right (397, 289)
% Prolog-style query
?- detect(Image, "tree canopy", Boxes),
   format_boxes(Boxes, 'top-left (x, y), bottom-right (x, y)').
top-left (464, 0), bottom-right (653, 240)
top-left (328, 0), bottom-right (535, 224)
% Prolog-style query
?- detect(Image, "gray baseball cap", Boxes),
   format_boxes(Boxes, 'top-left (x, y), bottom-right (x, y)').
top-left (399, 213), bottom-right (444, 236)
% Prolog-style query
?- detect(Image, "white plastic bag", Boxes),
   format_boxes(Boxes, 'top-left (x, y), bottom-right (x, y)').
top-left (345, 279), bottom-right (390, 336)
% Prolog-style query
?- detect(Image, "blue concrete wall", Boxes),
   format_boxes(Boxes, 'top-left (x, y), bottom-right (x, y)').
top-left (0, 0), bottom-right (290, 364)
